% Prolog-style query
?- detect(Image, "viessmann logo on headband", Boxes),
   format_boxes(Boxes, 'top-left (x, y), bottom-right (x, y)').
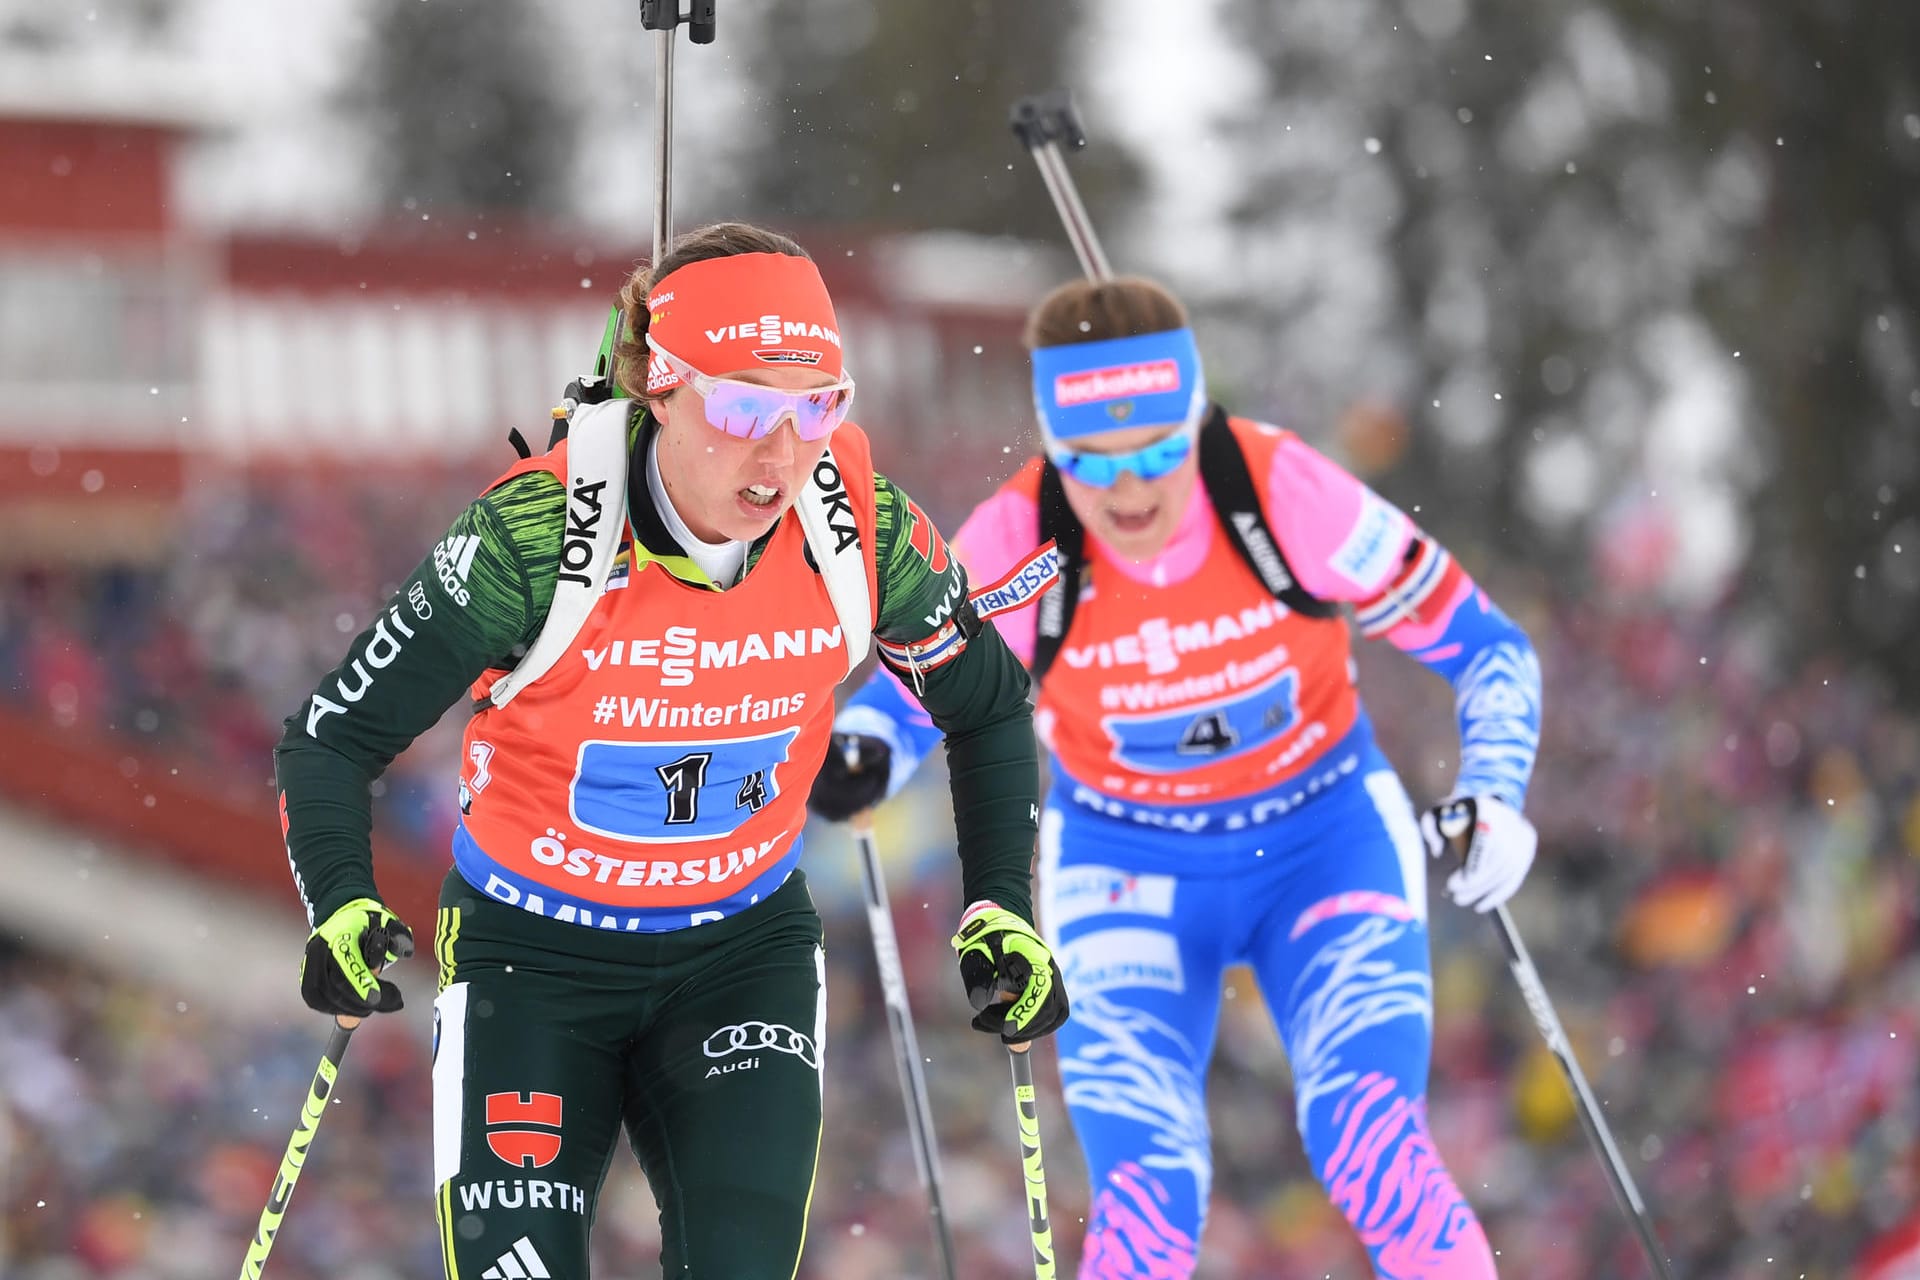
top-left (1053, 359), bottom-right (1183, 407)
top-left (703, 316), bottom-right (842, 352)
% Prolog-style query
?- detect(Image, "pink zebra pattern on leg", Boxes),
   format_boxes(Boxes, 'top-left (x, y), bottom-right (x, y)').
top-left (1319, 1073), bottom-right (1498, 1279)
top-left (1080, 1161), bottom-right (1200, 1280)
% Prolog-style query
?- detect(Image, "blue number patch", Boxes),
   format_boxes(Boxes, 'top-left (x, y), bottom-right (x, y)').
top-left (569, 730), bottom-right (799, 843)
top-left (1100, 668), bottom-right (1299, 774)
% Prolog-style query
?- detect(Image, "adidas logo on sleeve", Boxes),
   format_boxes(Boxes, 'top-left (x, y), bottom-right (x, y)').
top-left (481, 1235), bottom-right (550, 1279)
top-left (434, 533), bottom-right (482, 607)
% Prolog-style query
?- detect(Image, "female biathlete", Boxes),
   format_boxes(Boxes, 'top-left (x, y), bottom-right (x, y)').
top-left (812, 276), bottom-right (1543, 1278)
top-left (275, 222), bottom-right (1066, 1279)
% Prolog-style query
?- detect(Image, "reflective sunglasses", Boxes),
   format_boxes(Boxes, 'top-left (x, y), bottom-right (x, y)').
top-left (1046, 414), bottom-right (1201, 489)
top-left (646, 336), bottom-right (856, 442)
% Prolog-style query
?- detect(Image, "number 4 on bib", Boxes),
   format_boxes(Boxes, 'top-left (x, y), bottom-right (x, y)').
top-left (1099, 668), bottom-right (1300, 774)
top-left (1178, 711), bottom-right (1239, 757)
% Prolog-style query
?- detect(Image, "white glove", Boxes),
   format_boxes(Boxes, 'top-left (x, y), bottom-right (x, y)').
top-left (1419, 795), bottom-right (1537, 913)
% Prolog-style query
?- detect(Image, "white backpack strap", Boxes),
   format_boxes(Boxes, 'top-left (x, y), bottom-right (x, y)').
top-left (792, 443), bottom-right (873, 675)
top-left (487, 398), bottom-right (632, 708)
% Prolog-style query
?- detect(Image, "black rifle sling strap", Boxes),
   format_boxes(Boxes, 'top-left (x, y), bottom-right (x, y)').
top-left (1194, 407), bottom-right (1340, 622)
top-left (1031, 456), bottom-right (1087, 684)
top-left (1031, 405), bottom-right (1336, 685)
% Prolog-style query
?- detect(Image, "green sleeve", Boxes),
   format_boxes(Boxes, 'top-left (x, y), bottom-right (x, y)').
top-left (273, 470), bottom-right (564, 925)
top-left (870, 474), bottom-right (1039, 924)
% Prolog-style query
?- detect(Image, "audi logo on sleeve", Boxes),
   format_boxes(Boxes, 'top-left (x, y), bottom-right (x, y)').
top-left (700, 1020), bottom-right (819, 1078)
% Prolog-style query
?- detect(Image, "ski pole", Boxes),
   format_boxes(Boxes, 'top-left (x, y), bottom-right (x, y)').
top-left (236, 1015), bottom-right (363, 1279)
top-left (849, 802), bottom-right (961, 1280)
top-left (1007, 1043), bottom-right (1057, 1280)
top-left (1435, 809), bottom-right (1678, 1279)
top-left (578, 2), bottom-right (717, 403)
top-left (1491, 902), bottom-right (1677, 1277)
top-left (1010, 88), bottom-right (1113, 283)
top-left (638, 0), bottom-right (717, 263)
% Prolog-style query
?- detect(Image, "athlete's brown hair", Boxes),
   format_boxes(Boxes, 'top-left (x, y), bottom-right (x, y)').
top-left (1023, 277), bottom-right (1190, 349)
top-left (610, 222), bottom-right (812, 402)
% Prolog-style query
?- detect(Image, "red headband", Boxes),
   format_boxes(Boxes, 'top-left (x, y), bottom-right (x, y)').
top-left (645, 253), bottom-right (843, 393)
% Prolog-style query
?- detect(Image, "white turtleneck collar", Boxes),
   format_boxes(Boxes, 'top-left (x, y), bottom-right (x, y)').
top-left (646, 434), bottom-right (748, 587)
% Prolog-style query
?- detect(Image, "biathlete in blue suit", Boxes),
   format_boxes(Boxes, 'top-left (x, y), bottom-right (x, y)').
top-left (811, 276), bottom-right (1542, 1278)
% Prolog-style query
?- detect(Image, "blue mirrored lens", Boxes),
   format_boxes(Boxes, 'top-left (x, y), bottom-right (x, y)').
top-left (1056, 431), bottom-right (1194, 488)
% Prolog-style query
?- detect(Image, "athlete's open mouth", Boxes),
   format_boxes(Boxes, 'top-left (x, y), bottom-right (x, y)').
top-left (1104, 504), bottom-right (1159, 534)
top-left (741, 483), bottom-right (783, 508)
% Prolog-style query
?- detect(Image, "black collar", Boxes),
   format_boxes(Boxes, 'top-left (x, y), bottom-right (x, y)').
top-left (625, 408), bottom-right (687, 561)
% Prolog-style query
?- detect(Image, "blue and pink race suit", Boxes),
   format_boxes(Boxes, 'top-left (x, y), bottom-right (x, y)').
top-left (839, 417), bottom-right (1541, 1278)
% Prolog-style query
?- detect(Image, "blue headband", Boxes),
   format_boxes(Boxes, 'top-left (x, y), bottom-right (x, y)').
top-left (1032, 328), bottom-right (1206, 442)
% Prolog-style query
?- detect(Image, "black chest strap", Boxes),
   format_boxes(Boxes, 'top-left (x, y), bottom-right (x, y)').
top-left (1031, 457), bottom-right (1086, 684)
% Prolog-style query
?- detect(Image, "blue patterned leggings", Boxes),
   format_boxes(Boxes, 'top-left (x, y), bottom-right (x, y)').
top-left (1039, 756), bottom-right (1498, 1279)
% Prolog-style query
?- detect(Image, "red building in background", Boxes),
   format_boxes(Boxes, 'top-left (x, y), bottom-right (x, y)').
top-left (0, 81), bottom-right (1049, 537)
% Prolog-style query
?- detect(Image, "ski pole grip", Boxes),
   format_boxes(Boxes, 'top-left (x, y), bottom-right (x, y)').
top-left (640, 0), bottom-right (716, 40)
top-left (1010, 88), bottom-right (1088, 153)
top-left (1432, 797), bottom-right (1477, 864)
top-left (688, 0), bottom-right (716, 43)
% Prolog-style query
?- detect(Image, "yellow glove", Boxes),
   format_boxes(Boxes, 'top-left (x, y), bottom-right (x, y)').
top-left (300, 896), bottom-right (413, 1016)
top-left (950, 902), bottom-right (1069, 1044)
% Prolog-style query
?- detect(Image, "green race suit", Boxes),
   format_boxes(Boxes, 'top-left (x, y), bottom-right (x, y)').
top-left (275, 412), bottom-right (1039, 1279)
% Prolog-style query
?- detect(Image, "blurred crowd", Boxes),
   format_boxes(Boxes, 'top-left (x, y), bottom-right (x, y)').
top-left (0, 462), bottom-right (498, 854)
top-left (3, 463), bottom-right (1919, 1278)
